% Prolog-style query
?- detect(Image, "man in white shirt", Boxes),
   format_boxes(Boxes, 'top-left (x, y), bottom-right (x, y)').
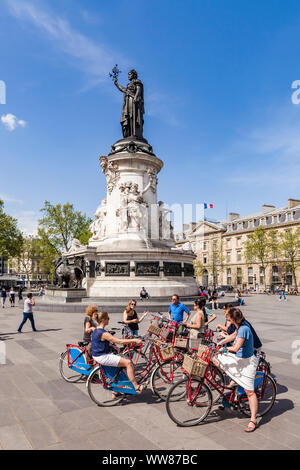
top-left (17, 293), bottom-right (37, 332)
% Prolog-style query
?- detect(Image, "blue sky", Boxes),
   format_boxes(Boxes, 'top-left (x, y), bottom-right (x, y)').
top-left (1, 0), bottom-right (300, 233)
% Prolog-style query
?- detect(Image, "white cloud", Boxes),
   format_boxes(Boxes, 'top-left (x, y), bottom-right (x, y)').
top-left (0, 194), bottom-right (23, 204)
top-left (1, 113), bottom-right (27, 131)
top-left (5, 0), bottom-right (126, 87)
top-left (14, 210), bottom-right (39, 235)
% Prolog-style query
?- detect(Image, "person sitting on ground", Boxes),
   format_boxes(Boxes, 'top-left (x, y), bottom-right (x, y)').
top-left (91, 311), bottom-right (145, 396)
top-left (83, 305), bottom-right (98, 358)
top-left (123, 299), bottom-right (148, 337)
top-left (213, 307), bottom-right (260, 433)
top-left (181, 299), bottom-right (205, 338)
top-left (139, 287), bottom-right (149, 300)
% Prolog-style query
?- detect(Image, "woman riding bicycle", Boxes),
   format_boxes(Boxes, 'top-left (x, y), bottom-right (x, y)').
top-left (213, 307), bottom-right (259, 433)
top-left (91, 311), bottom-right (145, 395)
top-left (123, 299), bottom-right (148, 337)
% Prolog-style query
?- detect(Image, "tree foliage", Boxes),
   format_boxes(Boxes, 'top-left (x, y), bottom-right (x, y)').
top-left (0, 200), bottom-right (23, 258)
top-left (278, 228), bottom-right (300, 288)
top-left (36, 201), bottom-right (92, 281)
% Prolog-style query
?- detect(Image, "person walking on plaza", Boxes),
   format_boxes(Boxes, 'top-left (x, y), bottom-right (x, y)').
top-left (279, 286), bottom-right (287, 302)
top-left (9, 287), bottom-right (16, 307)
top-left (17, 293), bottom-right (37, 333)
top-left (1, 287), bottom-right (7, 308)
top-left (168, 294), bottom-right (190, 325)
top-left (18, 286), bottom-right (23, 303)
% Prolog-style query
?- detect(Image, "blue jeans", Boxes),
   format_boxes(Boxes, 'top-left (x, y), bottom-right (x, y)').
top-left (280, 291), bottom-right (286, 300)
top-left (18, 312), bottom-right (37, 331)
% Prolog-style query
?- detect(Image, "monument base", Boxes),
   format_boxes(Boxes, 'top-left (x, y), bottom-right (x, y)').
top-left (43, 288), bottom-right (87, 303)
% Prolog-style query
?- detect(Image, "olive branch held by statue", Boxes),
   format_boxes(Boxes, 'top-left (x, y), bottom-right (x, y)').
top-left (109, 64), bottom-right (121, 81)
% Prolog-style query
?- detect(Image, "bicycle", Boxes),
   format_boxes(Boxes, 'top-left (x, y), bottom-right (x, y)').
top-left (59, 330), bottom-right (118, 383)
top-left (165, 345), bottom-right (277, 427)
top-left (59, 341), bottom-right (94, 383)
top-left (86, 337), bottom-right (184, 405)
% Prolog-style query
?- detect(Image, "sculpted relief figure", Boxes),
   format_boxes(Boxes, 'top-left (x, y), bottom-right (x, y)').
top-left (90, 199), bottom-right (107, 240)
top-left (100, 156), bottom-right (120, 194)
top-left (67, 238), bottom-right (85, 254)
top-left (117, 182), bottom-right (148, 233)
top-left (113, 69), bottom-right (144, 139)
top-left (158, 201), bottom-right (173, 240)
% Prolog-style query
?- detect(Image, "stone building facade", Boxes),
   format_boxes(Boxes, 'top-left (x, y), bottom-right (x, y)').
top-left (175, 198), bottom-right (300, 290)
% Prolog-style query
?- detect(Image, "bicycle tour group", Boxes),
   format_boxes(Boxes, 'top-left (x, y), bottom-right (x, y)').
top-left (60, 293), bottom-right (276, 434)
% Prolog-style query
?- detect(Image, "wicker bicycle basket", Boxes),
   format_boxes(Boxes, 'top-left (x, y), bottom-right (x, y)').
top-left (174, 337), bottom-right (188, 349)
top-left (197, 344), bottom-right (209, 357)
top-left (158, 343), bottom-right (175, 361)
top-left (147, 323), bottom-right (162, 336)
top-left (188, 337), bottom-right (203, 351)
top-left (182, 354), bottom-right (208, 378)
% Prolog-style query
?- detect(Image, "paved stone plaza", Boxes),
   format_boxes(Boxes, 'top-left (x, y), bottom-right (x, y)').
top-left (0, 294), bottom-right (299, 450)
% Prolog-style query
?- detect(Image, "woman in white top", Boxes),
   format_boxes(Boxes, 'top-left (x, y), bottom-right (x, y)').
top-left (182, 299), bottom-right (205, 339)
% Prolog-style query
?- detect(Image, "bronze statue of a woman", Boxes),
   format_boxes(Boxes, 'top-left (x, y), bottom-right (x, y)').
top-left (113, 69), bottom-right (144, 139)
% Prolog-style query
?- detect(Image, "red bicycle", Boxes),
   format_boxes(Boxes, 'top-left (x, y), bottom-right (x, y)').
top-left (166, 345), bottom-right (276, 427)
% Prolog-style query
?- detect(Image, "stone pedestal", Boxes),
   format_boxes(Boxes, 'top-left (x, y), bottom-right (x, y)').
top-left (65, 137), bottom-right (198, 298)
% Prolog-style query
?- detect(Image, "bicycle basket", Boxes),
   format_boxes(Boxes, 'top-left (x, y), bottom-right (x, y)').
top-left (158, 343), bottom-right (175, 361)
top-left (197, 344), bottom-right (209, 357)
top-left (160, 326), bottom-right (174, 341)
top-left (182, 354), bottom-right (208, 378)
top-left (174, 337), bottom-right (188, 349)
top-left (147, 323), bottom-right (162, 336)
top-left (188, 337), bottom-right (203, 351)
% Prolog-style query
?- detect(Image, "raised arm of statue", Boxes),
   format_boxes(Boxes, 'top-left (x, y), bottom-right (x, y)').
top-left (114, 79), bottom-right (126, 93)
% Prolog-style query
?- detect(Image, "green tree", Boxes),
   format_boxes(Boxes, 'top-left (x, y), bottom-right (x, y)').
top-left (278, 228), bottom-right (300, 289)
top-left (244, 228), bottom-right (277, 288)
top-left (36, 201), bottom-right (92, 282)
top-left (15, 236), bottom-right (40, 288)
top-left (0, 200), bottom-right (23, 258)
top-left (39, 201), bottom-right (92, 252)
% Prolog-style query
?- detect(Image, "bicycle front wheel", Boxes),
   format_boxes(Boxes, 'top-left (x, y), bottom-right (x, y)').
top-left (87, 367), bottom-right (124, 407)
top-left (238, 374), bottom-right (277, 417)
top-left (151, 360), bottom-right (185, 401)
top-left (166, 377), bottom-right (212, 427)
top-left (59, 351), bottom-right (84, 383)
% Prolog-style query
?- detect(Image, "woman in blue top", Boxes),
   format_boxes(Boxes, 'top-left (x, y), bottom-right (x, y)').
top-left (213, 307), bottom-right (259, 433)
top-left (91, 311), bottom-right (145, 396)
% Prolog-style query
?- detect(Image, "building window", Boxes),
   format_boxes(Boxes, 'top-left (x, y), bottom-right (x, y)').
top-left (203, 242), bottom-right (207, 251)
top-left (226, 239), bottom-right (231, 249)
top-left (203, 256), bottom-right (207, 264)
top-left (227, 252), bottom-right (231, 263)
top-left (285, 266), bottom-right (293, 285)
top-left (273, 216), bottom-right (277, 224)
top-left (227, 268), bottom-right (231, 285)
top-left (237, 250), bottom-right (242, 262)
top-left (248, 267), bottom-right (253, 285)
top-left (237, 267), bottom-right (242, 285)
top-left (237, 238), bottom-right (241, 248)
top-left (272, 266), bottom-right (279, 283)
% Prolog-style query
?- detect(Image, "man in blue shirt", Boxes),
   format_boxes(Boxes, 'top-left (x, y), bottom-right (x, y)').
top-left (168, 294), bottom-right (190, 325)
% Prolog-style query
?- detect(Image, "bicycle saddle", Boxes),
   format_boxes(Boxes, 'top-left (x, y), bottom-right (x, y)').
top-left (78, 341), bottom-right (89, 348)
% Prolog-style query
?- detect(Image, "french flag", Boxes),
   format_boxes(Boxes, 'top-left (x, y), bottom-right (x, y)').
top-left (203, 203), bottom-right (213, 209)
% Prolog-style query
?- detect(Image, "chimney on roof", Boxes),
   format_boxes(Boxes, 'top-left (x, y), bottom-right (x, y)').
top-left (288, 198), bottom-right (300, 209)
top-left (262, 204), bottom-right (275, 214)
top-left (228, 212), bottom-right (240, 221)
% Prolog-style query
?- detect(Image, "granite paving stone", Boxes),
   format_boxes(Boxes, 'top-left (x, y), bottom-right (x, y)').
top-left (0, 294), bottom-right (299, 450)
